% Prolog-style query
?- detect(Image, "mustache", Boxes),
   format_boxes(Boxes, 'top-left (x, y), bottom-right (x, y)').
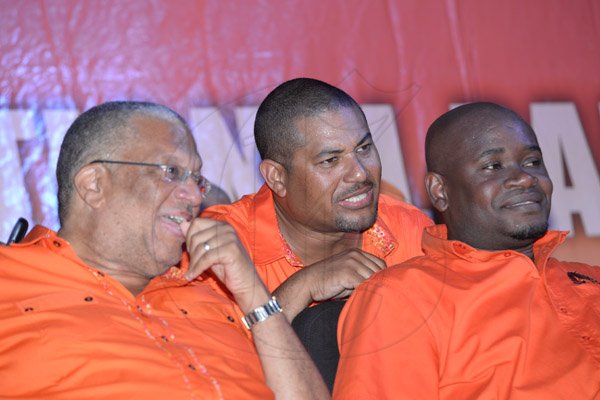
top-left (334, 181), bottom-right (375, 202)
top-left (500, 187), bottom-right (546, 204)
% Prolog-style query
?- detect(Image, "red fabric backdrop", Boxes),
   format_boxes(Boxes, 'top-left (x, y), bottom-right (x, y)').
top-left (1, 0), bottom-right (598, 262)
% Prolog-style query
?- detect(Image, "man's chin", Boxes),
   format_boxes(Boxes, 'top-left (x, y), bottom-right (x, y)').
top-left (509, 222), bottom-right (548, 242)
top-left (155, 246), bottom-right (184, 270)
top-left (335, 211), bottom-right (378, 233)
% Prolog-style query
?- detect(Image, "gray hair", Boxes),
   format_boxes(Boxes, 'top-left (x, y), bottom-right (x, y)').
top-left (56, 101), bottom-right (188, 225)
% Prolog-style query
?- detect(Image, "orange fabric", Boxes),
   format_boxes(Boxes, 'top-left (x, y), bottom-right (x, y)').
top-left (201, 184), bottom-right (433, 292)
top-left (334, 225), bottom-right (600, 399)
top-left (0, 226), bottom-right (273, 400)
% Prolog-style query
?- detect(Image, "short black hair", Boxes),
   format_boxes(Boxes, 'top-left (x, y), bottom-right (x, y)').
top-left (425, 102), bottom-right (530, 173)
top-left (56, 101), bottom-right (188, 225)
top-left (254, 77), bottom-right (366, 166)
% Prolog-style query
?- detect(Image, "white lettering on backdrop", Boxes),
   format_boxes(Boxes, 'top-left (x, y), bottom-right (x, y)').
top-left (531, 103), bottom-right (600, 236)
top-left (0, 103), bottom-right (598, 241)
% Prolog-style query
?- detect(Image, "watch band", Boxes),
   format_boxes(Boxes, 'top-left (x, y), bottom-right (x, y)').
top-left (242, 296), bottom-right (283, 330)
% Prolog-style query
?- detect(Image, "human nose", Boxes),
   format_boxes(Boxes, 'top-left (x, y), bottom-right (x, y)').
top-left (173, 177), bottom-right (203, 207)
top-left (504, 166), bottom-right (538, 188)
top-left (344, 155), bottom-right (368, 182)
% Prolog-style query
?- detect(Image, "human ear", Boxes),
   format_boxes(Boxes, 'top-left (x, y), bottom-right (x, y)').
top-left (259, 159), bottom-right (287, 197)
top-left (73, 164), bottom-right (108, 209)
top-left (425, 172), bottom-right (448, 212)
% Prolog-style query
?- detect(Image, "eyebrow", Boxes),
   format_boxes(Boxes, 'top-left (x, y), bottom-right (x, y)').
top-left (315, 132), bottom-right (372, 159)
top-left (477, 144), bottom-right (541, 159)
top-left (477, 148), bottom-right (504, 159)
top-left (526, 144), bottom-right (542, 152)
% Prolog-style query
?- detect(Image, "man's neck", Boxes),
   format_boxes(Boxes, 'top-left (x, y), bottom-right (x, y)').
top-left (273, 203), bottom-right (363, 266)
top-left (445, 226), bottom-right (537, 261)
top-left (58, 227), bottom-right (151, 296)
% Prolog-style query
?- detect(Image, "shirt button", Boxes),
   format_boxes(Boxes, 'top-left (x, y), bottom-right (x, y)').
top-left (188, 364), bottom-right (196, 371)
top-left (504, 252), bottom-right (511, 257)
top-left (24, 307), bottom-right (34, 312)
top-left (160, 335), bottom-right (169, 342)
top-left (227, 315), bottom-right (235, 323)
top-left (180, 308), bottom-right (188, 315)
top-left (84, 296), bottom-right (93, 302)
top-left (53, 241), bottom-right (61, 247)
top-left (559, 307), bottom-right (568, 314)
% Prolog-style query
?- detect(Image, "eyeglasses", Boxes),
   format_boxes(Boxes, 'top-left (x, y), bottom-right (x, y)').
top-left (90, 159), bottom-right (212, 196)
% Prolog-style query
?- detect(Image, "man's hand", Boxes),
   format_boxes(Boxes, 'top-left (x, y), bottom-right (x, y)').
top-left (182, 218), bottom-right (331, 399)
top-left (180, 218), bottom-right (267, 313)
top-left (274, 249), bottom-right (386, 320)
top-left (307, 249), bottom-right (387, 301)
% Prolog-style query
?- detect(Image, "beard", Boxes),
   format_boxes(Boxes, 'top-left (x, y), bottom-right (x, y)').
top-left (334, 202), bottom-right (379, 233)
top-left (509, 221), bottom-right (549, 241)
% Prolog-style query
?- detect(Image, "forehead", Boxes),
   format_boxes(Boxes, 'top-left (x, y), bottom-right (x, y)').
top-left (293, 106), bottom-right (369, 151)
top-left (126, 115), bottom-right (201, 167)
top-left (457, 117), bottom-right (539, 160)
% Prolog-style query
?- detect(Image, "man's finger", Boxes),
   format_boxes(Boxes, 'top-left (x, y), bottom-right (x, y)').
top-left (356, 251), bottom-right (387, 270)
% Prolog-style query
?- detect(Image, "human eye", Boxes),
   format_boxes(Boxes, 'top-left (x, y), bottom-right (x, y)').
top-left (162, 165), bottom-right (181, 182)
top-left (523, 157), bottom-right (542, 168)
top-left (319, 156), bottom-right (338, 166)
top-left (482, 161), bottom-right (502, 171)
top-left (356, 142), bottom-right (373, 154)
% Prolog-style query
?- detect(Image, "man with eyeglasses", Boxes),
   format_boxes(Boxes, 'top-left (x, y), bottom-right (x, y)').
top-left (0, 101), bottom-right (328, 399)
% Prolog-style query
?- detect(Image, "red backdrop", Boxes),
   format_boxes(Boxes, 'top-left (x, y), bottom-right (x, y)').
top-left (1, 0), bottom-right (598, 263)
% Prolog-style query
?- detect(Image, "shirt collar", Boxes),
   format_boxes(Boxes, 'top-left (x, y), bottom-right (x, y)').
top-left (22, 225), bottom-right (191, 292)
top-left (422, 224), bottom-right (567, 268)
top-left (362, 216), bottom-right (397, 258)
top-left (19, 225), bottom-right (81, 261)
top-left (251, 184), bottom-right (398, 265)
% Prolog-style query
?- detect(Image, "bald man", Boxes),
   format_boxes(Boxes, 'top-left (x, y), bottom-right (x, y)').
top-left (334, 102), bottom-right (600, 399)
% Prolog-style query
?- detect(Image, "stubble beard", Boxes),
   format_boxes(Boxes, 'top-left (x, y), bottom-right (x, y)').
top-left (335, 202), bottom-right (379, 233)
top-left (509, 221), bottom-right (549, 242)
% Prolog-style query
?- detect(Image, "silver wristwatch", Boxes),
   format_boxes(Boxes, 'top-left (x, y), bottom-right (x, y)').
top-left (242, 296), bottom-right (283, 330)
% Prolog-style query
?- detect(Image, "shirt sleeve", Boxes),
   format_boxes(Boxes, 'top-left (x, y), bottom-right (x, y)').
top-left (334, 271), bottom-right (440, 400)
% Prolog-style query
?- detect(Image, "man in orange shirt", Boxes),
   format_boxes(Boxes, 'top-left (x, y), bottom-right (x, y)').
top-left (0, 101), bottom-right (328, 399)
top-left (334, 102), bottom-right (600, 399)
top-left (202, 78), bottom-right (433, 321)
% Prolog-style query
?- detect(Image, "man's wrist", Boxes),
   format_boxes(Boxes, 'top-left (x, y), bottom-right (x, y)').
top-left (273, 273), bottom-right (315, 321)
top-left (242, 296), bottom-right (283, 330)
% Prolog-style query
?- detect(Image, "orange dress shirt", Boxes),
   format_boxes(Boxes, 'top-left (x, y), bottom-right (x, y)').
top-left (334, 225), bottom-right (600, 399)
top-left (0, 226), bottom-right (273, 399)
top-left (201, 184), bottom-right (433, 291)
